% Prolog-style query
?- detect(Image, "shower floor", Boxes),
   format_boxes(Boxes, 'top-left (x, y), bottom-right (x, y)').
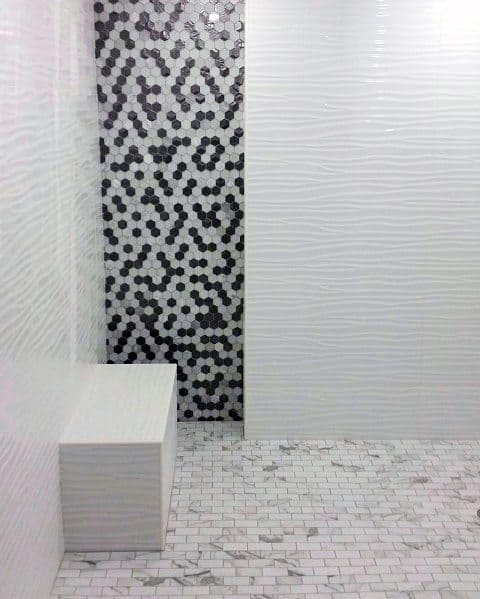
top-left (51, 423), bottom-right (480, 598)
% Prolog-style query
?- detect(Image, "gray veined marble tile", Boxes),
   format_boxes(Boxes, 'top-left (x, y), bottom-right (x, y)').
top-left (51, 423), bottom-right (480, 598)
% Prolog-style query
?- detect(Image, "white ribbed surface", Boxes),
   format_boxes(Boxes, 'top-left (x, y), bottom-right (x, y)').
top-left (59, 370), bottom-right (176, 551)
top-left (245, 0), bottom-right (480, 439)
top-left (0, 1), bottom-right (104, 596)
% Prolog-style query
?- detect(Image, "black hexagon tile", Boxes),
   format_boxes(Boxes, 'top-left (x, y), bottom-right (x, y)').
top-left (95, 0), bottom-right (244, 421)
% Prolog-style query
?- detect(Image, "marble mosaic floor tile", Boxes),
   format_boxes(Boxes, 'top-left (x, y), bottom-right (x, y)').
top-left (51, 423), bottom-right (480, 598)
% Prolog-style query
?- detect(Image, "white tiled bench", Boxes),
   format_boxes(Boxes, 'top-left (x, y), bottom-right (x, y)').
top-left (59, 364), bottom-right (177, 551)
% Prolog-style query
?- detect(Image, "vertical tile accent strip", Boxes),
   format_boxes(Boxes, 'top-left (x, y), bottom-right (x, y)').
top-left (95, 0), bottom-right (245, 421)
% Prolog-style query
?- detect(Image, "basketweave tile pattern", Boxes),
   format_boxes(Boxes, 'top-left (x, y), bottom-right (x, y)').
top-left (95, 0), bottom-right (244, 420)
top-left (51, 423), bottom-right (480, 598)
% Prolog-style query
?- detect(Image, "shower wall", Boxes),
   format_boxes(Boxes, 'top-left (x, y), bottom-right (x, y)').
top-left (95, 0), bottom-right (244, 420)
top-left (0, 1), bottom-right (105, 597)
top-left (245, 0), bottom-right (480, 438)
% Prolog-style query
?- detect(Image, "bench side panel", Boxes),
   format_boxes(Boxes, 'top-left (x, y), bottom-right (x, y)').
top-left (60, 443), bottom-right (163, 551)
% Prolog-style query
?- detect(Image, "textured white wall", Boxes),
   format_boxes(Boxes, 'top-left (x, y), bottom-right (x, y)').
top-left (0, 1), bottom-right (105, 596)
top-left (245, 0), bottom-right (480, 439)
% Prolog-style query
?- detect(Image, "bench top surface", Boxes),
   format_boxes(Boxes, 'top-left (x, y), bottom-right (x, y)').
top-left (61, 364), bottom-right (176, 445)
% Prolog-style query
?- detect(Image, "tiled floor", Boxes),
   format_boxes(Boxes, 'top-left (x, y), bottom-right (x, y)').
top-left (52, 423), bottom-right (480, 598)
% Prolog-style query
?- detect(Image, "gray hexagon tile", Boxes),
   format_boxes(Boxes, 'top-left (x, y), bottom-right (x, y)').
top-left (95, 0), bottom-right (244, 420)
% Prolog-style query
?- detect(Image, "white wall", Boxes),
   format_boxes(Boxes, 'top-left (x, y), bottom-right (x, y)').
top-left (245, 0), bottom-right (480, 439)
top-left (0, 1), bottom-right (105, 596)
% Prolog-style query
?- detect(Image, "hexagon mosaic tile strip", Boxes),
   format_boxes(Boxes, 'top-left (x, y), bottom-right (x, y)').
top-left (95, 0), bottom-right (244, 420)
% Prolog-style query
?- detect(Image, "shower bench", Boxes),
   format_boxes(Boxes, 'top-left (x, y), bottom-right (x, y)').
top-left (59, 364), bottom-right (177, 551)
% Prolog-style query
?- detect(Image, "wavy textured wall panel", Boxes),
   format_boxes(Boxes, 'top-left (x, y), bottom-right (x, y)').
top-left (0, 1), bottom-right (105, 596)
top-left (245, 0), bottom-right (480, 439)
